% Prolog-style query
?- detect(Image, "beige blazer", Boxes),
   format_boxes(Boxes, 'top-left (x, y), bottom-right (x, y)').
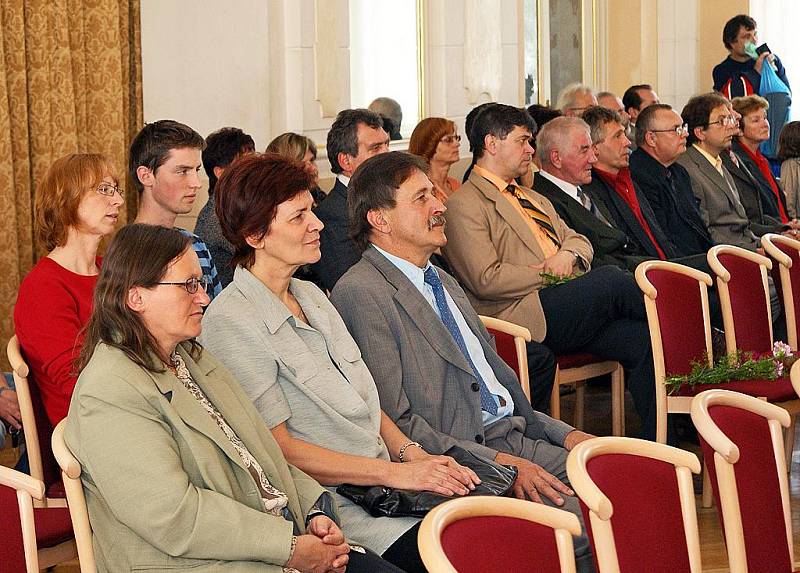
top-left (65, 342), bottom-right (328, 572)
top-left (442, 170), bottom-right (593, 341)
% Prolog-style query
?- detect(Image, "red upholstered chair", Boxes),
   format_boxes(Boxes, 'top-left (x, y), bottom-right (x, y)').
top-left (52, 420), bottom-right (96, 572)
top-left (691, 387), bottom-right (797, 573)
top-left (0, 464), bottom-right (76, 573)
top-left (418, 495), bottom-right (582, 573)
top-left (7, 335), bottom-right (66, 508)
top-left (707, 245), bottom-right (800, 469)
top-left (479, 316), bottom-right (625, 436)
top-left (566, 436), bottom-right (702, 573)
top-left (762, 233), bottom-right (800, 350)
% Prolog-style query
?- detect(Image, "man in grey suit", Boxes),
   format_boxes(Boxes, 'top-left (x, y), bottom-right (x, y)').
top-left (330, 151), bottom-right (595, 572)
top-left (676, 93), bottom-right (760, 250)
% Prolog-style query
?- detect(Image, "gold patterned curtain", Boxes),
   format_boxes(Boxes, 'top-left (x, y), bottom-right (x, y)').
top-left (0, 0), bottom-right (142, 368)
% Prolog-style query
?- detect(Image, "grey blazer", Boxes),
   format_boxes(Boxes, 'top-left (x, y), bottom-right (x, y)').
top-left (330, 247), bottom-right (573, 463)
top-left (676, 145), bottom-right (759, 250)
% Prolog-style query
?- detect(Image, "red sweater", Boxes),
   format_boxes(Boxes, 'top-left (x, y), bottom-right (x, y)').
top-left (14, 257), bottom-right (99, 427)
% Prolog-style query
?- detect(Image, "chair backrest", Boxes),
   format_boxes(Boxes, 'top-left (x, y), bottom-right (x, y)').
top-left (52, 420), bottom-right (96, 573)
top-left (762, 233), bottom-right (800, 350)
top-left (691, 387), bottom-right (794, 573)
top-left (7, 335), bottom-right (60, 500)
top-left (418, 495), bottom-right (581, 573)
top-left (0, 464), bottom-right (46, 573)
top-left (635, 261), bottom-right (714, 443)
top-left (567, 436), bottom-right (702, 573)
top-left (707, 244), bottom-right (773, 354)
top-left (479, 315), bottom-right (532, 401)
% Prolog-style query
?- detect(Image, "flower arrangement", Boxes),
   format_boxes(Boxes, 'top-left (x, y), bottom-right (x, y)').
top-left (664, 341), bottom-right (797, 395)
top-left (539, 271), bottom-right (577, 287)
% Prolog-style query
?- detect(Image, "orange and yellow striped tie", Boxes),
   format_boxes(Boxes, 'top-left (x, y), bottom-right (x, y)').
top-left (507, 185), bottom-right (561, 248)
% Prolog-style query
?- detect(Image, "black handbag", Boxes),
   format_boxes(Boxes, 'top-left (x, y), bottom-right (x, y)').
top-left (336, 445), bottom-right (518, 518)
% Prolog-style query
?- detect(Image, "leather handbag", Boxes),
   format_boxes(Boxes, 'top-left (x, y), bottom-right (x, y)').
top-left (336, 445), bottom-right (518, 518)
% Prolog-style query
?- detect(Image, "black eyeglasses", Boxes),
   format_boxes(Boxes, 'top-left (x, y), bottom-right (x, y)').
top-left (649, 124), bottom-right (689, 136)
top-left (96, 183), bottom-right (124, 198)
top-left (156, 276), bottom-right (208, 294)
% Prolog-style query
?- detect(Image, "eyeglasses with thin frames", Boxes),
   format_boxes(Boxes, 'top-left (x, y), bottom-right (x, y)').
top-left (156, 276), bottom-right (208, 294)
top-left (96, 183), bottom-right (125, 198)
top-left (440, 134), bottom-right (462, 144)
top-left (706, 115), bottom-right (738, 128)
top-left (649, 124), bottom-right (689, 136)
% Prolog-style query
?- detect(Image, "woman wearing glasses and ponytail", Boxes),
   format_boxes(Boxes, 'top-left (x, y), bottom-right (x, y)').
top-left (13, 154), bottom-right (124, 430)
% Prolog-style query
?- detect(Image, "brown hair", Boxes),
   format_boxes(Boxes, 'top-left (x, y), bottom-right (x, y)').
top-left (35, 154), bottom-right (119, 252)
top-left (215, 153), bottom-right (313, 269)
top-left (78, 224), bottom-right (197, 373)
top-left (266, 132), bottom-right (318, 162)
top-left (731, 94), bottom-right (769, 120)
top-left (778, 121), bottom-right (800, 161)
top-left (408, 117), bottom-right (457, 161)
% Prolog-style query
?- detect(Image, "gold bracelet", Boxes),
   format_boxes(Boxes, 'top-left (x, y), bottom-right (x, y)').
top-left (398, 441), bottom-right (424, 462)
top-left (286, 535), bottom-right (298, 566)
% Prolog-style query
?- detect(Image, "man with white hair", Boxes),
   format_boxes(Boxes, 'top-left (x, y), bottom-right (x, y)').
top-left (368, 97), bottom-right (403, 140)
top-left (556, 83), bottom-right (597, 117)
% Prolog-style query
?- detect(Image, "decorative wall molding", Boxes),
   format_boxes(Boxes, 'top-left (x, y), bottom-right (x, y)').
top-left (463, 0), bottom-right (502, 103)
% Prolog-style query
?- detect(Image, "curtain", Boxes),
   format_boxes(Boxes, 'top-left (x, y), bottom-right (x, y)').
top-left (0, 0), bottom-right (142, 369)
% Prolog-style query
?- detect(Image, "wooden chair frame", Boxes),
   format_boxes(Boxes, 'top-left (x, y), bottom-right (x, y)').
top-left (761, 232), bottom-right (800, 350)
top-left (0, 464), bottom-right (77, 572)
top-left (52, 420), bottom-right (96, 573)
top-left (418, 495), bottom-right (581, 573)
top-left (480, 316), bottom-right (624, 436)
top-left (479, 315), bottom-right (532, 401)
top-left (707, 245), bottom-right (800, 471)
top-left (566, 436), bottom-right (703, 573)
top-left (690, 388), bottom-right (794, 573)
top-left (7, 335), bottom-right (66, 509)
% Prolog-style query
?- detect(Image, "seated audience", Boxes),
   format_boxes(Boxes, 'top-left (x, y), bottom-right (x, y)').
top-left (369, 96), bottom-right (403, 140)
top-left (677, 93), bottom-right (760, 250)
top-left (66, 223), bottom-right (401, 572)
top-left (200, 153), bottom-right (477, 573)
top-left (313, 108), bottom-right (390, 291)
top-left (556, 83), bottom-right (597, 117)
top-left (330, 151), bottom-right (595, 572)
top-left (728, 95), bottom-right (793, 233)
top-left (581, 105), bottom-right (709, 272)
top-left (408, 117), bottom-right (462, 201)
top-left (195, 127), bottom-right (255, 288)
top-left (629, 104), bottom-right (714, 258)
top-left (266, 132), bottom-right (325, 206)
top-left (131, 120), bottom-right (222, 301)
top-left (440, 103), bottom-right (657, 440)
top-left (15, 153), bottom-right (123, 428)
top-left (622, 84), bottom-right (660, 148)
top-left (779, 121), bottom-right (800, 217)
top-left (533, 116), bottom-right (649, 271)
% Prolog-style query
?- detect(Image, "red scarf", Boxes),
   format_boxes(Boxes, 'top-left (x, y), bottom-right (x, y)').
top-left (738, 143), bottom-right (788, 223)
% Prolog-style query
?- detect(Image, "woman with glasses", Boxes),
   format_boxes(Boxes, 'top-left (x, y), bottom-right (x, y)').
top-left (408, 117), bottom-right (463, 201)
top-left (14, 153), bottom-right (124, 429)
top-left (201, 153), bottom-right (479, 573)
top-left (66, 223), bottom-right (400, 572)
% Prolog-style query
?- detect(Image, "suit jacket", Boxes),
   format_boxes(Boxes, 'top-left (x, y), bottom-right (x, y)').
top-left (330, 247), bottom-right (573, 462)
top-left (533, 171), bottom-right (649, 271)
top-left (629, 148), bottom-right (713, 256)
top-left (724, 141), bottom-right (788, 236)
top-left (676, 145), bottom-right (759, 250)
top-left (441, 169), bottom-right (593, 341)
top-left (582, 169), bottom-right (680, 260)
top-left (312, 178), bottom-right (361, 291)
top-left (65, 342), bottom-right (326, 572)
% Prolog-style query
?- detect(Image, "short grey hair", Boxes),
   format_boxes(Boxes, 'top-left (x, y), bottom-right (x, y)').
top-left (368, 97), bottom-right (402, 129)
top-left (536, 116), bottom-right (591, 168)
top-left (634, 103), bottom-right (675, 147)
top-left (556, 83), bottom-right (595, 112)
top-left (582, 106), bottom-right (622, 144)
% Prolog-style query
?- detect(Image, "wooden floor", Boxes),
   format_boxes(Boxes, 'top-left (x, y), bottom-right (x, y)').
top-left (3, 385), bottom-right (799, 572)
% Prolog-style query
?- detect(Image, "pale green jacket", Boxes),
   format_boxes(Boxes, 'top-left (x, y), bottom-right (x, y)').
top-left (65, 342), bottom-right (330, 572)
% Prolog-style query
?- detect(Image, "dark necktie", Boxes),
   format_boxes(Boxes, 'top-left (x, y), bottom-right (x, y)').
top-left (507, 185), bottom-right (562, 248)
top-left (423, 267), bottom-right (498, 414)
top-left (577, 186), bottom-right (610, 225)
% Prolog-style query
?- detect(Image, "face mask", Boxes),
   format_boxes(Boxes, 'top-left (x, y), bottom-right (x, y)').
top-left (744, 42), bottom-right (759, 59)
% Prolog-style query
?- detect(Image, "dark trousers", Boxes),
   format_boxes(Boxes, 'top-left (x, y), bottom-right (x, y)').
top-left (538, 266), bottom-right (657, 440)
top-left (526, 341), bottom-right (557, 413)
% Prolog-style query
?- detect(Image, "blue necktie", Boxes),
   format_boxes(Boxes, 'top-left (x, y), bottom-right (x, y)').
top-left (423, 267), bottom-right (498, 414)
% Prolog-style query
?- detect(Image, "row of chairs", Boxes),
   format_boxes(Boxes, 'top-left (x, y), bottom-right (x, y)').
top-left (419, 384), bottom-right (798, 573)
